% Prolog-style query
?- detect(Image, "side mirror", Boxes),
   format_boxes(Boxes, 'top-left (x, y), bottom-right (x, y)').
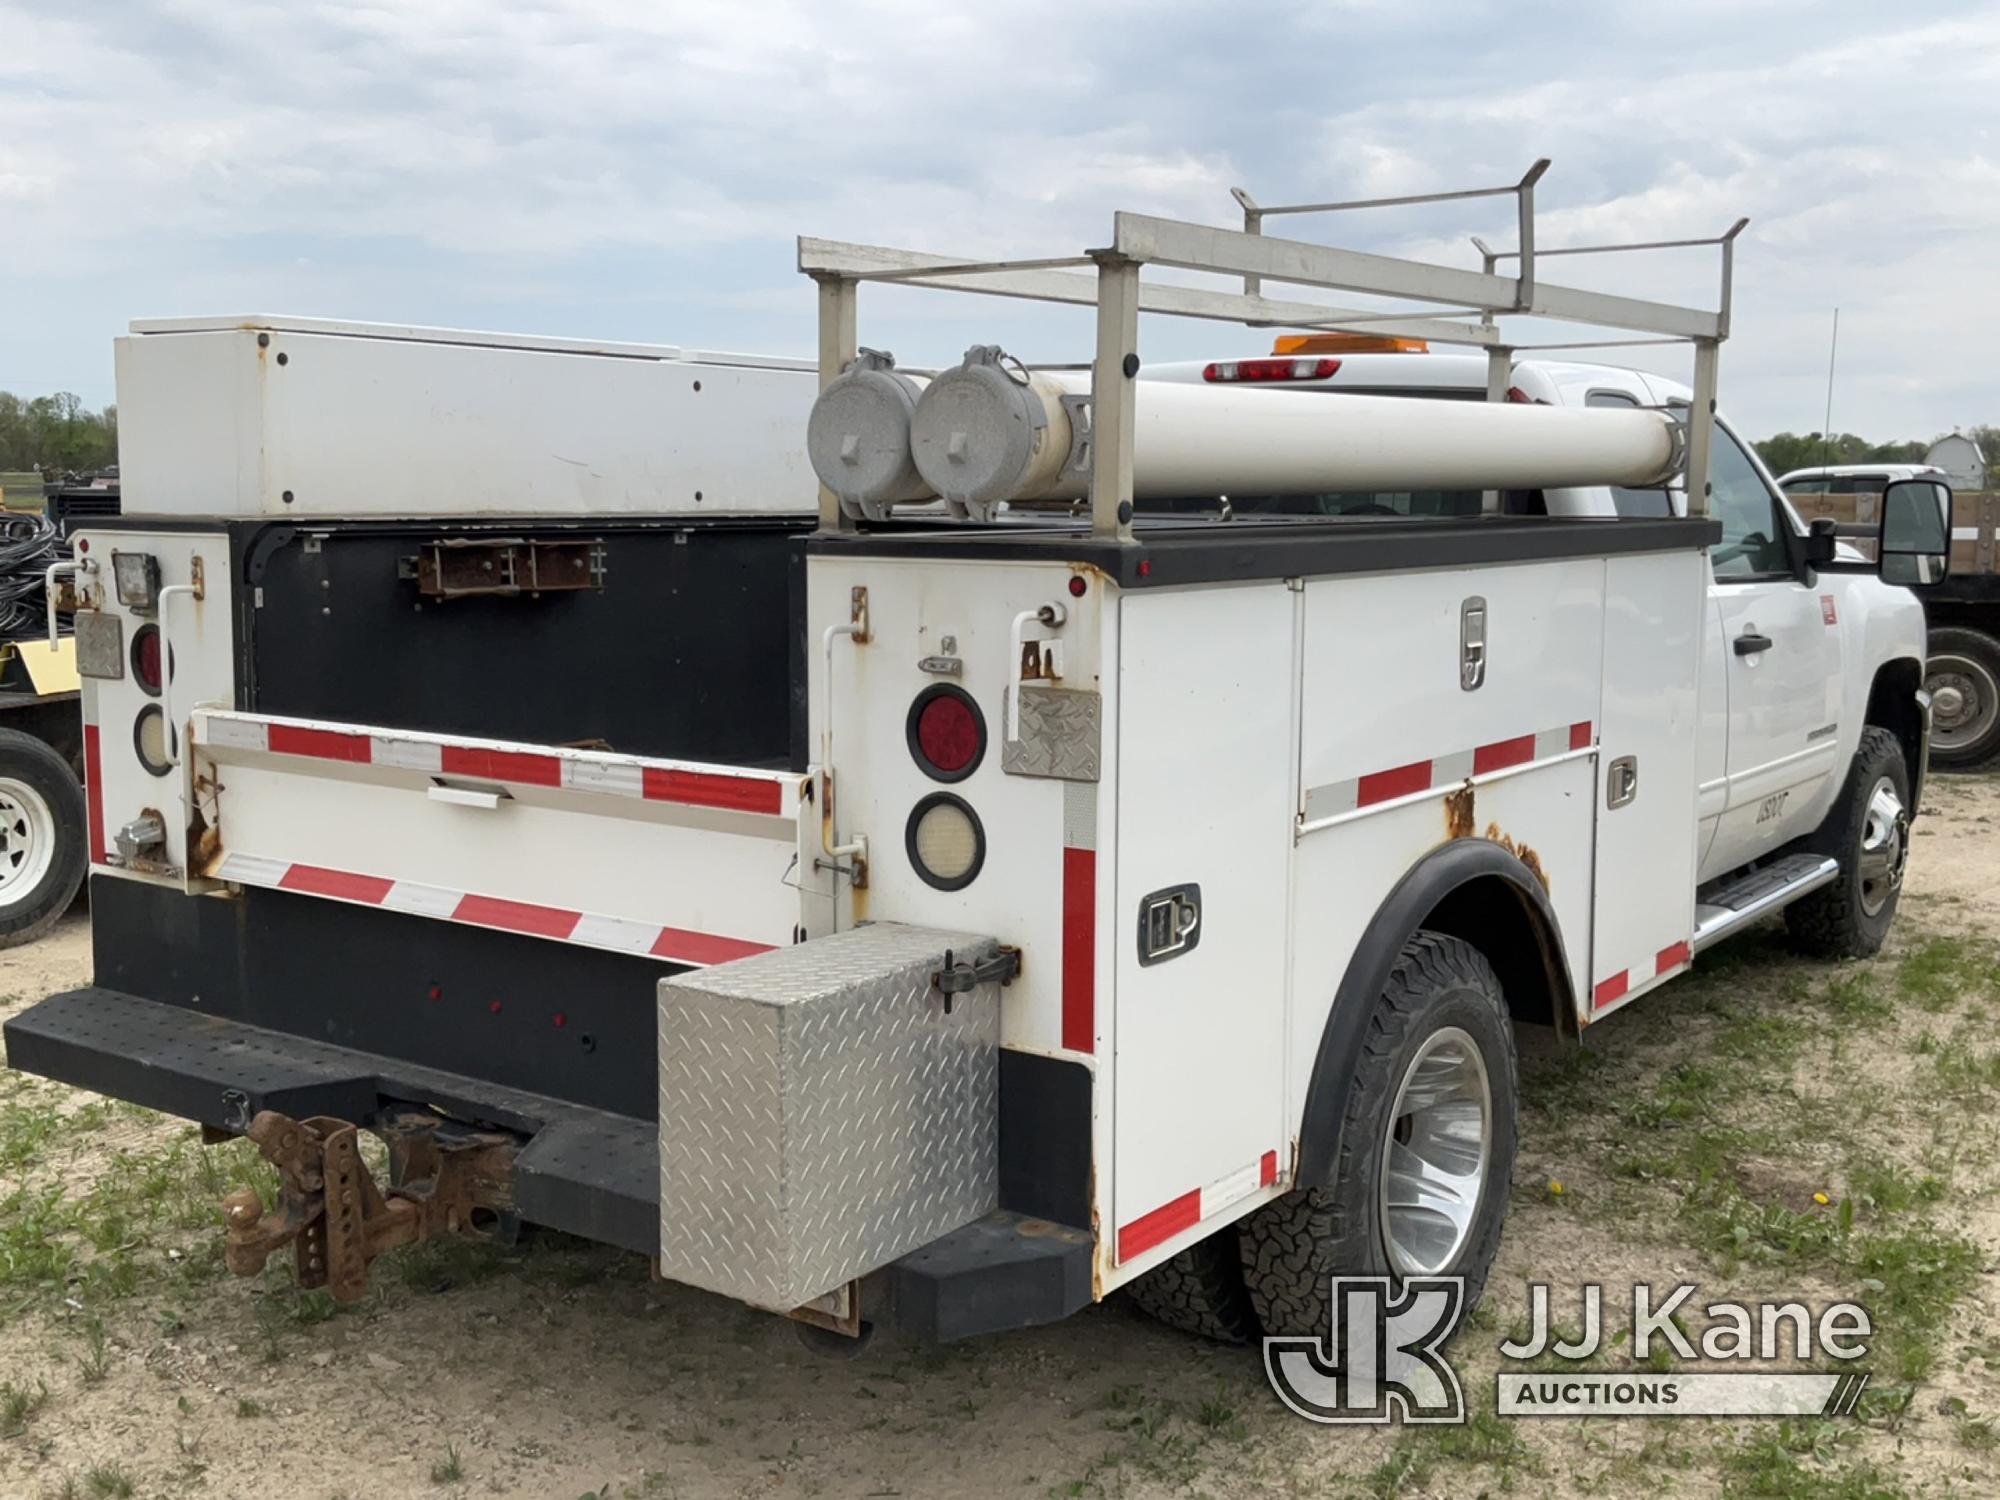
top-left (1804, 516), bottom-right (1838, 567)
top-left (1879, 479), bottom-right (1951, 588)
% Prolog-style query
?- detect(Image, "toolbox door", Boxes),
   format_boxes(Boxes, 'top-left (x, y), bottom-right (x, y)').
top-left (1111, 583), bottom-right (1294, 1266)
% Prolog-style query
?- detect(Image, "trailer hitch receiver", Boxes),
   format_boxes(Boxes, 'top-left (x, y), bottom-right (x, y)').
top-left (221, 1109), bottom-right (518, 1301)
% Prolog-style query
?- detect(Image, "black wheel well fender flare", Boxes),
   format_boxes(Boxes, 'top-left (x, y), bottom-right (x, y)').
top-left (1293, 837), bottom-right (1574, 1189)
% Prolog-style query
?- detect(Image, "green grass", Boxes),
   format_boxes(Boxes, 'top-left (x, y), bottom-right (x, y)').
top-left (1, 1376), bottom-right (49, 1438)
top-left (82, 1463), bottom-right (136, 1500)
top-left (430, 1441), bottom-right (465, 1484)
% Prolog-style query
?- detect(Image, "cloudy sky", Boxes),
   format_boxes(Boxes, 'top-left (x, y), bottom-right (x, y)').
top-left (3, 0), bottom-right (1995, 441)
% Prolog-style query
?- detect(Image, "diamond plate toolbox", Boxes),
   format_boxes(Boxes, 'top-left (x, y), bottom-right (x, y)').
top-left (657, 923), bottom-right (1001, 1311)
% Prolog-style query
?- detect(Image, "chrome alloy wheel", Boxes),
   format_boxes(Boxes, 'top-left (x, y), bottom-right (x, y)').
top-left (1379, 1026), bottom-right (1491, 1276)
top-left (1857, 776), bottom-right (1909, 919)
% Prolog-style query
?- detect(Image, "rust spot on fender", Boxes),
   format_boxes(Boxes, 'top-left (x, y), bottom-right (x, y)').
top-left (1443, 783), bottom-right (1476, 840)
top-left (1484, 821), bottom-right (1550, 892)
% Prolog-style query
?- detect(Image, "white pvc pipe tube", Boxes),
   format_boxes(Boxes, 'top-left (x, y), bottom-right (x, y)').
top-left (911, 370), bottom-right (1681, 504)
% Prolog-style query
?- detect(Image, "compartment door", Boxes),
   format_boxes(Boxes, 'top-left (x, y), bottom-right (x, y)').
top-left (1112, 584), bottom-right (1294, 1264)
top-left (1589, 550), bottom-right (1705, 1019)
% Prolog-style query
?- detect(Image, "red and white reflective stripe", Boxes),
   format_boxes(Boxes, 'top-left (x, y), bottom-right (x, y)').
top-left (1592, 939), bottom-right (1692, 1013)
top-left (1118, 1150), bottom-right (1281, 1264)
top-left (1061, 782), bottom-right (1097, 1054)
top-left (1302, 720), bottom-right (1593, 823)
top-left (197, 712), bottom-right (790, 817)
top-left (82, 721), bottom-right (106, 866)
top-left (212, 852), bottom-right (774, 967)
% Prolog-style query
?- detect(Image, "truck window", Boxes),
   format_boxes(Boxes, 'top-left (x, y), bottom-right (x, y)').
top-left (1586, 391), bottom-right (1672, 517)
top-left (1709, 426), bottom-right (1791, 580)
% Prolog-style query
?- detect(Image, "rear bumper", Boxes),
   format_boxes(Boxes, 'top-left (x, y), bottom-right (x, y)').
top-left (3, 987), bottom-right (1093, 1341)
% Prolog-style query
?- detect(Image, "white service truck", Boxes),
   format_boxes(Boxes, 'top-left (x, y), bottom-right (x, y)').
top-left (3, 171), bottom-right (1951, 1347)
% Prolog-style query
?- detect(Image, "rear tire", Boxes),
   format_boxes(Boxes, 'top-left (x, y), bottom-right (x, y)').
top-left (1237, 932), bottom-right (1516, 1337)
top-left (0, 728), bottom-right (87, 948)
top-left (1786, 726), bottom-right (1909, 959)
top-left (1124, 1224), bottom-right (1262, 1343)
top-left (1925, 627), bottom-right (2000, 770)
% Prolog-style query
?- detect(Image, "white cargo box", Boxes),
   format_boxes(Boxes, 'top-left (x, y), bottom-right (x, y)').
top-left (114, 316), bottom-right (820, 519)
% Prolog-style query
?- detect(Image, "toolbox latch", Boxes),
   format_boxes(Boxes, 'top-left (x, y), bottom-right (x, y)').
top-left (933, 945), bottom-right (1021, 1011)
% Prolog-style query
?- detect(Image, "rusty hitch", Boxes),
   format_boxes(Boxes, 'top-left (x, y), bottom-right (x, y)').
top-left (221, 1110), bottom-right (518, 1301)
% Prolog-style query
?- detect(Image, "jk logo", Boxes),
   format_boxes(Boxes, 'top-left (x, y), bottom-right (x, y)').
top-left (1263, 1277), bottom-right (1467, 1424)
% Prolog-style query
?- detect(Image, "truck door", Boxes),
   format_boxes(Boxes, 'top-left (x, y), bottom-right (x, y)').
top-left (1701, 423), bottom-right (1844, 877)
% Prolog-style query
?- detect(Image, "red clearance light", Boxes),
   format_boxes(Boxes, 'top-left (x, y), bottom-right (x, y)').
top-left (908, 685), bottom-right (986, 782)
top-left (1202, 357), bottom-right (1341, 383)
top-left (131, 625), bottom-right (164, 696)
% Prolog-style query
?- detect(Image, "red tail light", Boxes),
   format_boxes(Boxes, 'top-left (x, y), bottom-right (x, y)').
top-left (907, 685), bottom-right (986, 782)
top-left (1203, 357), bottom-right (1341, 383)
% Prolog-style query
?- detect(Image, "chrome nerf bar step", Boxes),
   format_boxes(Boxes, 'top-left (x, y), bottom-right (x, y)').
top-left (1692, 854), bottom-right (1841, 954)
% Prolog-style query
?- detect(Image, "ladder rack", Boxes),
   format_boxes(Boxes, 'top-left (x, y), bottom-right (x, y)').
top-left (798, 159), bottom-right (1747, 540)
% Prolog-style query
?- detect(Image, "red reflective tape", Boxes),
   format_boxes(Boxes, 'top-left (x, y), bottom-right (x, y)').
top-left (279, 863), bottom-right (394, 904)
top-left (1259, 1150), bottom-right (1278, 1188)
top-left (1593, 970), bottom-right (1629, 1010)
top-left (1656, 940), bottom-right (1691, 974)
top-left (1569, 721), bottom-right (1593, 751)
top-left (268, 724), bottom-right (372, 763)
top-left (1357, 760), bottom-right (1431, 806)
top-left (440, 745), bottom-right (562, 786)
top-left (1061, 846), bottom-right (1096, 1053)
top-left (642, 767), bottom-right (782, 815)
top-left (82, 723), bottom-right (105, 864)
top-left (649, 927), bottom-right (773, 965)
top-left (452, 892), bottom-right (581, 939)
top-left (1473, 733), bottom-right (1536, 775)
top-left (1117, 1188), bottom-right (1201, 1263)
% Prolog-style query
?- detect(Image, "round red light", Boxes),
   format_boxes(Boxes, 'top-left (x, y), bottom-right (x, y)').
top-left (1068, 575), bottom-right (1086, 598)
top-left (136, 630), bottom-right (162, 690)
top-left (917, 694), bottom-right (979, 773)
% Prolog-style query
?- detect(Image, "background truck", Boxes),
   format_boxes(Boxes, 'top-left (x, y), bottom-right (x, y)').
top-left (1776, 464), bottom-right (2000, 770)
top-left (1, 167), bottom-right (1951, 1349)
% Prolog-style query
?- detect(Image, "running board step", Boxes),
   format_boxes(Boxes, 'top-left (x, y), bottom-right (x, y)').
top-left (1692, 854), bottom-right (1840, 953)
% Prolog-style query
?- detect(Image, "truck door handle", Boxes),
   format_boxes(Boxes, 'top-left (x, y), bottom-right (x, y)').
top-left (1733, 631), bottom-right (1774, 656)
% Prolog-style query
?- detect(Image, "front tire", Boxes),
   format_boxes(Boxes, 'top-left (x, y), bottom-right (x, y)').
top-left (1237, 932), bottom-right (1517, 1337)
top-left (1786, 725), bottom-right (1909, 958)
top-left (0, 728), bottom-right (87, 948)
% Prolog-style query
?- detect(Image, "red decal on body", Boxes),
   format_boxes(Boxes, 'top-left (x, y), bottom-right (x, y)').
top-left (83, 724), bottom-right (106, 864)
top-left (642, 767), bottom-right (782, 815)
top-left (1473, 734), bottom-right (1537, 774)
top-left (451, 892), bottom-right (581, 939)
top-left (279, 863), bottom-right (395, 904)
top-left (1117, 1189), bottom-right (1202, 1263)
top-left (1259, 1150), bottom-right (1278, 1188)
top-left (440, 745), bottom-right (563, 786)
top-left (1569, 721), bottom-right (1594, 751)
top-left (268, 725), bottom-right (373, 763)
top-left (1820, 595), bottom-right (1838, 626)
top-left (1357, 760), bottom-right (1432, 806)
top-left (1656, 940), bottom-right (1691, 973)
top-left (648, 927), bottom-right (774, 965)
top-left (1593, 971), bottom-right (1630, 1010)
top-left (1061, 846), bottom-right (1097, 1053)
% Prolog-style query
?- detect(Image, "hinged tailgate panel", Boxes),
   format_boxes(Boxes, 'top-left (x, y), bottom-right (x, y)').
top-left (192, 709), bottom-right (814, 964)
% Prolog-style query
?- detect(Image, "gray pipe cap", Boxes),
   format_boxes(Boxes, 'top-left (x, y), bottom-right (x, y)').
top-left (909, 346), bottom-right (1048, 511)
top-left (806, 350), bottom-right (930, 511)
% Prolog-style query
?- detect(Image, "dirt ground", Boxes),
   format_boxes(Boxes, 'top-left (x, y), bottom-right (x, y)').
top-left (7, 779), bottom-right (2000, 1499)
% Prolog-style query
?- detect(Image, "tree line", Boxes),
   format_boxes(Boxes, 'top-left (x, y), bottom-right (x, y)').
top-left (0, 392), bottom-right (119, 476)
top-left (1, 388), bottom-right (1991, 489)
top-left (1751, 426), bottom-right (1996, 479)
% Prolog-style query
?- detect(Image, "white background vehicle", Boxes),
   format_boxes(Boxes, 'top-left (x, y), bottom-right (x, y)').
top-left (3, 168), bottom-right (1952, 1348)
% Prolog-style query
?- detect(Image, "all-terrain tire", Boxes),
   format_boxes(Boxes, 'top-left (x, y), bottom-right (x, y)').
top-left (1237, 931), bottom-right (1517, 1337)
top-left (1124, 1223), bottom-right (1262, 1344)
top-left (0, 727), bottom-right (87, 948)
top-left (1786, 726), bottom-right (1910, 959)
top-left (1925, 627), bottom-right (2000, 771)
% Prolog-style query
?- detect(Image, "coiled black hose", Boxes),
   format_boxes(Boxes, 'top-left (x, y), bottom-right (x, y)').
top-left (0, 513), bottom-right (70, 641)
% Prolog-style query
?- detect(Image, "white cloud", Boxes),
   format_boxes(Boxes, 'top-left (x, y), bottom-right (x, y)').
top-left (0, 0), bottom-right (1994, 438)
